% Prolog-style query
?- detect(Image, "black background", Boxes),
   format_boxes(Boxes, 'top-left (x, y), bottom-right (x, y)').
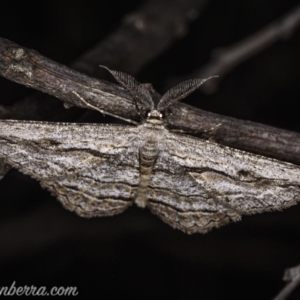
top-left (0, 0), bottom-right (300, 299)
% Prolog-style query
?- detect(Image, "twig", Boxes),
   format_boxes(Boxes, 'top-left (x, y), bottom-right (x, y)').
top-left (0, 38), bottom-right (139, 121)
top-left (188, 4), bottom-right (300, 93)
top-left (72, 0), bottom-right (209, 76)
top-left (273, 264), bottom-right (300, 300)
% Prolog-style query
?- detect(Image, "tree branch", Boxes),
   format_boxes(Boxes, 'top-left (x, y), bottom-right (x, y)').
top-left (72, 0), bottom-right (209, 76)
top-left (1, 37), bottom-right (300, 165)
top-left (183, 4), bottom-right (300, 93)
top-left (273, 264), bottom-right (300, 300)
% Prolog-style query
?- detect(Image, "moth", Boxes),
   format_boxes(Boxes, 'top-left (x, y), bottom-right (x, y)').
top-left (0, 67), bottom-right (300, 234)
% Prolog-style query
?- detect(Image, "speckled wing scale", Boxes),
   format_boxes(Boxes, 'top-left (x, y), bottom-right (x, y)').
top-left (0, 67), bottom-right (300, 234)
top-left (0, 121), bottom-right (140, 216)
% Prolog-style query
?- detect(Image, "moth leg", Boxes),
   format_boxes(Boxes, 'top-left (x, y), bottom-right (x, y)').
top-left (170, 123), bottom-right (222, 137)
top-left (72, 91), bottom-right (139, 125)
top-left (200, 123), bottom-right (223, 140)
top-left (133, 99), bottom-right (146, 121)
top-left (170, 129), bottom-right (200, 135)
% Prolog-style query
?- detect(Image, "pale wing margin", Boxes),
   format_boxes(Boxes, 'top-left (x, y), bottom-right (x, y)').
top-left (0, 120), bottom-right (140, 217)
top-left (147, 132), bottom-right (300, 234)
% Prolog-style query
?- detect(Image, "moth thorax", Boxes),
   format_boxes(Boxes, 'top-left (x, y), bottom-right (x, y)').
top-left (146, 109), bottom-right (163, 125)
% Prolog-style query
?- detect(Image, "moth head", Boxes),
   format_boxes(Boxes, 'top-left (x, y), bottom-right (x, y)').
top-left (146, 109), bottom-right (164, 125)
top-left (99, 65), bottom-right (217, 124)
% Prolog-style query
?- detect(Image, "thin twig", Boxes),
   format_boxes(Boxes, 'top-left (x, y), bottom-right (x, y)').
top-left (72, 0), bottom-right (209, 76)
top-left (187, 4), bottom-right (300, 93)
top-left (273, 264), bottom-right (300, 300)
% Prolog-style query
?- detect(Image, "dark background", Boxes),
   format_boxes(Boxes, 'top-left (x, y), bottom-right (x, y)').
top-left (0, 0), bottom-right (300, 299)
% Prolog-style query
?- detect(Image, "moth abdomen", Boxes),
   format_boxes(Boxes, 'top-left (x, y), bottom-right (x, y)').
top-left (135, 140), bottom-right (159, 208)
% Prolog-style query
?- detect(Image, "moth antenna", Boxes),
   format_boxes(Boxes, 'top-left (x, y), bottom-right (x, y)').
top-left (157, 76), bottom-right (218, 111)
top-left (100, 65), bottom-right (155, 112)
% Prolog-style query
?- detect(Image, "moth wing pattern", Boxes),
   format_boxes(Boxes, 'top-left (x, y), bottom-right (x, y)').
top-left (0, 120), bottom-right (140, 217)
top-left (146, 132), bottom-right (300, 234)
